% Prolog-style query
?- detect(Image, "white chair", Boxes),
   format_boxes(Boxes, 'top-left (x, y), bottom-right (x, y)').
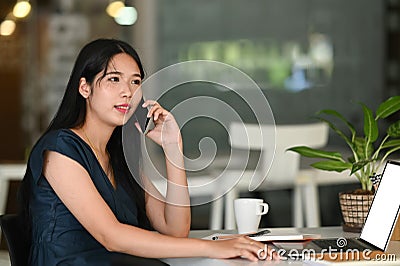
top-left (209, 122), bottom-right (329, 229)
top-left (0, 164), bottom-right (26, 215)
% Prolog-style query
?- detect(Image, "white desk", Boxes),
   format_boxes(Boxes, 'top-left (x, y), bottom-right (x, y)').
top-left (0, 163), bottom-right (26, 215)
top-left (162, 227), bottom-right (400, 265)
top-left (213, 169), bottom-right (361, 231)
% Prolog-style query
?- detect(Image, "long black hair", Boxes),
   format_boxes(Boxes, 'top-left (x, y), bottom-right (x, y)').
top-left (20, 38), bottom-right (152, 230)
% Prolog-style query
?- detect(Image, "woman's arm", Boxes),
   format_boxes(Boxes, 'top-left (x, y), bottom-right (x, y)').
top-left (143, 140), bottom-right (191, 237)
top-left (43, 151), bottom-right (269, 262)
top-left (140, 101), bottom-right (191, 237)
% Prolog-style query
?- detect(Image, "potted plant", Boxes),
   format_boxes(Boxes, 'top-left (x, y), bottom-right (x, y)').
top-left (288, 96), bottom-right (400, 232)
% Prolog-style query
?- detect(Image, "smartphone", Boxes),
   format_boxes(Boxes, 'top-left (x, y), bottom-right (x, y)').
top-left (134, 98), bottom-right (155, 134)
top-left (143, 116), bottom-right (155, 135)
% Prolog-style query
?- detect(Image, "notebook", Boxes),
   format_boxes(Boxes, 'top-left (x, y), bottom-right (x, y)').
top-left (274, 160), bottom-right (400, 259)
top-left (205, 228), bottom-right (320, 242)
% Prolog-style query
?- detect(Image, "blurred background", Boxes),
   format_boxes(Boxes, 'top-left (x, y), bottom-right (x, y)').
top-left (0, 0), bottom-right (399, 230)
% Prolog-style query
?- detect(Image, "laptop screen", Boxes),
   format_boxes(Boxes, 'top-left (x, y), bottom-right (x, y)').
top-left (360, 160), bottom-right (400, 251)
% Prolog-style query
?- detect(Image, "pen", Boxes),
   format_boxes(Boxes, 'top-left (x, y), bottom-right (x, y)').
top-left (212, 229), bottom-right (271, 240)
top-left (247, 229), bottom-right (271, 238)
top-left (212, 234), bottom-right (244, 240)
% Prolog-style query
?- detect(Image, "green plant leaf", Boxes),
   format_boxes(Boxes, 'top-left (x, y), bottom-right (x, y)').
top-left (361, 103), bottom-right (378, 142)
top-left (376, 96), bottom-right (400, 119)
top-left (287, 146), bottom-right (343, 161)
top-left (350, 160), bottom-right (373, 175)
top-left (317, 109), bottom-right (356, 138)
top-left (310, 160), bottom-right (352, 172)
top-left (353, 137), bottom-right (373, 160)
top-left (314, 117), bottom-right (352, 145)
top-left (381, 146), bottom-right (400, 163)
top-left (347, 156), bottom-right (356, 164)
top-left (387, 121), bottom-right (400, 138)
top-left (381, 139), bottom-right (400, 149)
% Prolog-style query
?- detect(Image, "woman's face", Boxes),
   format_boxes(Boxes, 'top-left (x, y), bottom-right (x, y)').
top-left (87, 53), bottom-right (143, 127)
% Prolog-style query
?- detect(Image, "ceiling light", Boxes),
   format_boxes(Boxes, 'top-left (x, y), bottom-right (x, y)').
top-left (114, 6), bottom-right (137, 26)
top-left (13, 1), bottom-right (31, 18)
top-left (106, 1), bottom-right (125, 18)
top-left (0, 19), bottom-right (16, 36)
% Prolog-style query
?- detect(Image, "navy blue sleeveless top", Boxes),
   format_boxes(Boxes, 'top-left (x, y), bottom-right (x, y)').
top-left (25, 129), bottom-right (160, 265)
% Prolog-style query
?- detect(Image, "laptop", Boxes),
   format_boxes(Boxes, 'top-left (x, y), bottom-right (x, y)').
top-left (274, 160), bottom-right (400, 257)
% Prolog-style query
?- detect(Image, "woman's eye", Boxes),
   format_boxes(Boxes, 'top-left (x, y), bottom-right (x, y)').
top-left (131, 79), bottom-right (141, 85)
top-left (109, 77), bottom-right (120, 82)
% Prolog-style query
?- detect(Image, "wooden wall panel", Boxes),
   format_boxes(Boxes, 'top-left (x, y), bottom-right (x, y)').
top-left (0, 72), bottom-right (24, 161)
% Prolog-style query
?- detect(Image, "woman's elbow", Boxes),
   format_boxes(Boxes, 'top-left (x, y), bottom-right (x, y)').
top-left (103, 243), bottom-right (115, 252)
top-left (96, 229), bottom-right (122, 252)
top-left (169, 224), bottom-right (190, 238)
top-left (171, 231), bottom-right (189, 238)
top-left (178, 231), bottom-right (190, 238)
top-left (99, 235), bottom-right (118, 252)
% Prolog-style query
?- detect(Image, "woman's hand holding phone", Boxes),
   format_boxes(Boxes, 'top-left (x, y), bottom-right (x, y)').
top-left (135, 100), bottom-right (181, 149)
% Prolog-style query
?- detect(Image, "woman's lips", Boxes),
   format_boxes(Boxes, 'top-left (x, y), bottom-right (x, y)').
top-left (115, 104), bottom-right (131, 114)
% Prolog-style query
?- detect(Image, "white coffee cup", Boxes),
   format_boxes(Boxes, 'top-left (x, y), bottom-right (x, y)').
top-left (234, 198), bottom-right (269, 234)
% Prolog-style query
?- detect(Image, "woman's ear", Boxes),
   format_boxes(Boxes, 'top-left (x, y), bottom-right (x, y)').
top-left (78, 78), bottom-right (91, 98)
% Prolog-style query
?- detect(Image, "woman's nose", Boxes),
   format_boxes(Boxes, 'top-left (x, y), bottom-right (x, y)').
top-left (121, 81), bottom-right (132, 98)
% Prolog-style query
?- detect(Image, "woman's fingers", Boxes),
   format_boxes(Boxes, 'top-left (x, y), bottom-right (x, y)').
top-left (143, 100), bottom-right (168, 121)
top-left (207, 236), bottom-right (279, 262)
top-left (153, 108), bottom-right (166, 121)
top-left (225, 237), bottom-right (267, 261)
top-left (140, 100), bottom-right (181, 146)
top-left (239, 248), bottom-right (259, 262)
top-left (142, 99), bottom-right (157, 108)
top-left (234, 237), bottom-right (280, 261)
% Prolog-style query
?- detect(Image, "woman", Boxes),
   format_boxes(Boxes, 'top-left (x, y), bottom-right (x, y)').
top-left (20, 38), bottom-right (269, 265)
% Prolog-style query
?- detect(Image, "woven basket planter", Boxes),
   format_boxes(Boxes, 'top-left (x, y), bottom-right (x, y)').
top-left (339, 191), bottom-right (374, 232)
